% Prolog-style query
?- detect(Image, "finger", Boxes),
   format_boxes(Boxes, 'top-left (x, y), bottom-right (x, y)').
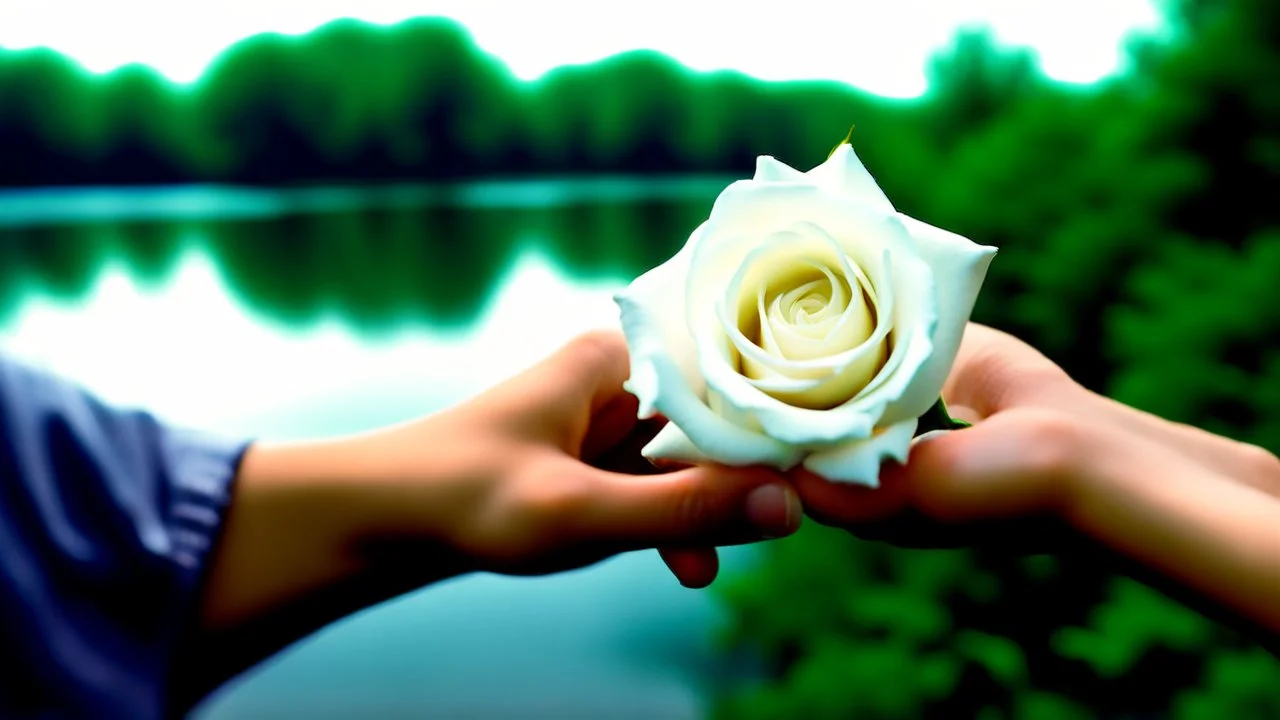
top-left (887, 412), bottom-right (1074, 524)
top-left (579, 465), bottom-right (801, 549)
top-left (941, 323), bottom-right (1071, 418)
top-left (549, 330), bottom-right (634, 416)
top-left (790, 464), bottom-right (912, 528)
top-left (514, 330), bottom-right (638, 452)
top-left (794, 410), bottom-right (1070, 533)
top-left (659, 547), bottom-right (720, 588)
top-left (580, 392), bottom-right (644, 462)
top-left (590, 416), bottom-right (668, 475)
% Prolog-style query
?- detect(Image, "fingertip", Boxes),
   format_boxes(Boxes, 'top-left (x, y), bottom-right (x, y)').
top-left (743, 482), bottom-right (802, 539)
top-left (659, 547), bottom-right (720, 588)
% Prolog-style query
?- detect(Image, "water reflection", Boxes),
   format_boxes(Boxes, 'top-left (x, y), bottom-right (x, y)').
top-left (0, 245), bottom-right (625, 438)
top-left (0, 179), bottom-right (726, 329)
top-left (0, 182), bottom-right (758, 718)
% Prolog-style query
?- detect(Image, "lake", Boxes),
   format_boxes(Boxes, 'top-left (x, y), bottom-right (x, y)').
top-left (0, 179), bottom-right (765, 719)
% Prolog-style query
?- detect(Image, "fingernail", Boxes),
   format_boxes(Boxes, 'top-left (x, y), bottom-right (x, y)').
top-left (746, 484), bottom-right (800, 538)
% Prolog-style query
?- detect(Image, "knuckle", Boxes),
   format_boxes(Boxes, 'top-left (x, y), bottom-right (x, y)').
top-left (1238, 442), bottom-right (1280, 482)
top-left (907, 410), bottom-right (1082, 523)
top-left (672, 485), bottom-right (719, 533)
top-left (476, 468), bottom-right (597, 557)
top-left (523, 470), bottom-right (596, 528)
top-left (957, 335), bottom-right (1077, 411)
top-left (565, 330), bottom-right (627, 369)
top-left (1013, 410), bottom-right (1085, 479)
top-left (1006, 363), bottom-right (1077, 406)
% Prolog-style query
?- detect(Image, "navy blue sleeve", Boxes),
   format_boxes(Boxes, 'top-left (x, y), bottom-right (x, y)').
top-left (0, 356), bottom-right (251, 719)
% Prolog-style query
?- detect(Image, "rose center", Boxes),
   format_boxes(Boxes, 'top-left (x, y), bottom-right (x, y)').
top-left (716, 231), bottom-right (894, 412)
top-left (736, 258), bottom-right (878, 364)
top-left (781, 277), bottom-right (839, 325)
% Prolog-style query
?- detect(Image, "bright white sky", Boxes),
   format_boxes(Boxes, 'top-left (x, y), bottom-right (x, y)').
top-left (0, 0), bottom-right (1164, 97)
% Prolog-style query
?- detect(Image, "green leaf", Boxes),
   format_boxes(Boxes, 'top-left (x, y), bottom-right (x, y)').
top-left (915, 396), bottom-right (971, 436)
top-left (826, 124), bottom-right (856, 159)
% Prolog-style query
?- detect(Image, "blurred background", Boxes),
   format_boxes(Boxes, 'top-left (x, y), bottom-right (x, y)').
top-left (0, 0), bottom-right (1276, 717)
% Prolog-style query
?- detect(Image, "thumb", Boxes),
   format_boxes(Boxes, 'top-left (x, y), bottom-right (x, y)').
top-left (578, 465), bottom-right (802, 549)
top-left (791, 411), bottom-right (1069, 530)
top-left (882, 410), bottom-right (1075, 524)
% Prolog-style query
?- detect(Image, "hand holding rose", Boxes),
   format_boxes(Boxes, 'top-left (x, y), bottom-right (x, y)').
top-left (181, 146), bottom-right (1280, 711)
top-left (794, 322), bottom-right (1280, 637)
top-left (616, 144), bottom-right (996, 486)
top-left (182, 331), bottom-right (801, 705)
top-left (615, 144), bottom-right (1280, 641)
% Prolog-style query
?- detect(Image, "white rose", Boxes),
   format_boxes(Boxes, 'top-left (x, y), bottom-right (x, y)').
top-left (613, 144), bottom-right (997, 486)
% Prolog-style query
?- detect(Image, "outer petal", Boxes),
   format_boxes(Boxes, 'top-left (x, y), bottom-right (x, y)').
top-left (643, 423), bottom-right (712, 465)
top-left (806, 144), bottom-right (895, 213)
top-left (754, 155), bottom-right (807, 183)
top-left (615, 233), bottom-right (703, 420)
top-left (615, 225), bottom-right (801, 468)
top-left (878, 214), bottom-right (998, 425)
top-left (802, 417), bottom-right (918, 487)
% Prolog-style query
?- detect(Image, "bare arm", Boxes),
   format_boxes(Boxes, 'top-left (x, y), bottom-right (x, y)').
top-left (791, 323), bottom-right (1280, 636)
top-left (173, 332), bottom-right (799, 710)
top-left (1063, 420), bottom-right (1280, 632)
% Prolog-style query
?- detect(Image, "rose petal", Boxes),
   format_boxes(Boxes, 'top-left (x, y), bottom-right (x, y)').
top-left (765, 264), bottom-right (872, 358)
top-left (754, 155), bottom-right (808, 183)
top-left (806, 144), bottom-right (895, 213)
top-left (709, 218), bottom-right (897, 380)
top-left (615, 224), bottom-right (802, 468)
top-left (686, 182), bottom-right (919, 336)
top-left (801, 417), bottom-right (919, 487)
top-left (844, 247), bottom-right (937, 407)
top-left (763, 269), bottom-right (869, 361)
top-left (704, 222), bottom-right (938, 447)
top-left (877, 214), bottom-right (998, 425)
top-left (615, 231), bottom-right (704, 419)
top-left (705, 233), bottom-right (895, 433)
top-left (642, 423), bottom-right (713, 465)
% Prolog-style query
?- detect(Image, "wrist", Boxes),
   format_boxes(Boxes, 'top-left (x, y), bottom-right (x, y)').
top-left (180, 432), bottom-right (464, 705)
top-left (198, 438), bottom-right (380, 631)
top-left (197, 418), bottom-right (485, 629)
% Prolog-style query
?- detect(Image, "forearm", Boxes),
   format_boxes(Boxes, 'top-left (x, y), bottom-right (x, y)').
top-left (1096, 393), bottom-right (1280, 499)
top-left (1063, 434), bottom-right (1280, 633)
top-left (198, 439), bottom-right (380, 632)
top-left (179, 423), bottom-right (469, 706)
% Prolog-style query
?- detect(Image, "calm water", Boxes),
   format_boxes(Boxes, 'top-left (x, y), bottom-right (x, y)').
top-left (0, 180), bottom-right (764, 719)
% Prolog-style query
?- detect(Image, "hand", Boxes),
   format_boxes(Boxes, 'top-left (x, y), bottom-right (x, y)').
top-left (789, 322), bottom-right (1095, 548)
top-left (791, 323), bottom-right (1280, 540)
top-left (181, 331), bottom-right (801, 706)
top-left (357, 330), bottom-right (802, 582)
top-left (788, 322), bottom-right (1280, 636)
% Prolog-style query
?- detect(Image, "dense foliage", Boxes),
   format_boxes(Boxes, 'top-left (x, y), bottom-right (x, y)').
top-left (714, 1), bottom-right (1280, 718)
top-left (0, 0), bottom-right (1277, 716)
